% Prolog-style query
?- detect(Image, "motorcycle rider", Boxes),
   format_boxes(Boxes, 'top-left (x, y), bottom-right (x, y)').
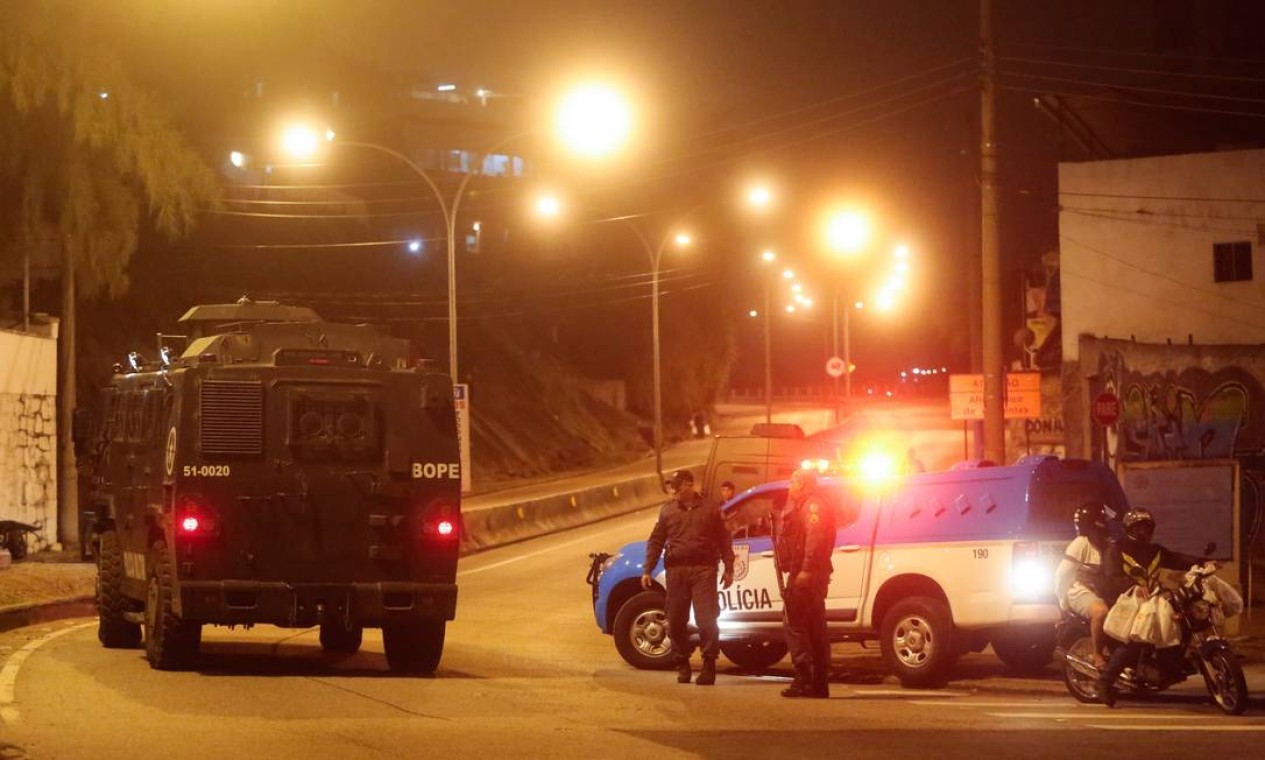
top-left (1055, 503), bottom-right (1113, 669)
top-left (1096, 507), bottom-right (1203, 707)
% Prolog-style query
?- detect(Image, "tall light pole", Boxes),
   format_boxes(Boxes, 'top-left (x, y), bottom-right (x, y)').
top-left (759, 250), bottom-right (777, 423)
top-left (622, 223), bottom-right (691, 484)
top-left (824, 209), bottom-right (870, 422)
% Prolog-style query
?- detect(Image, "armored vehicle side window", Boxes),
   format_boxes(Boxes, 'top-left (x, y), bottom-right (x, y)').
top-left (141, 390), bottom-right (162, 445)
top-left (125, 391), bottom-right (144, 443)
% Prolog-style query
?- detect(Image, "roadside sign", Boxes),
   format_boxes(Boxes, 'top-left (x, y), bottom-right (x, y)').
top-left (454, 383), bottom-right (472, 493)
top-left (1092, 391), bottom-right (1120, 427)
top-left (825, 356), bottom-right (846, 378)
top-left (949, 372), bottom-right (1041, 420)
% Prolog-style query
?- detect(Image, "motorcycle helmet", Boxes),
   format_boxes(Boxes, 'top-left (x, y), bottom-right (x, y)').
top-left (1122, 507), bottom-right (1156, 541)
top-left (1073, 503), bottom-right (1109, 537)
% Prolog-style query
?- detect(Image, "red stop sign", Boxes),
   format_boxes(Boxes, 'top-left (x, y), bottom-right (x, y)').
top-left (1092, 391), bottom-right (1120, 426)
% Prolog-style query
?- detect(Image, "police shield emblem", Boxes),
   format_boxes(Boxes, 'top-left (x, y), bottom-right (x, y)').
top-left (732, 544), bottom-right (750, 582)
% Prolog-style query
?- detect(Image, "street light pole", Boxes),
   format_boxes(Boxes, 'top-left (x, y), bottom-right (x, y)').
top-left (339, 135), bottom-right (523, 384)
top-left (764, 274), bottom-right (772, 425)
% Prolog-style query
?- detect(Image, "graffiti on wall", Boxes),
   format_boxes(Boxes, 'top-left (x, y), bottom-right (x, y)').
top-left (1096, 351), bottom-right (1264, 465)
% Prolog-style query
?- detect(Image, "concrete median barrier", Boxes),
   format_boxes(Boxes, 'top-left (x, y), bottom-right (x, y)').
top-left (459, 470), bottom-right (679, 553)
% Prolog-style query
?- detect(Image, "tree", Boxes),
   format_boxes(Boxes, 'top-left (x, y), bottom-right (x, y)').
top-left (1, 0), bottom-right (217, 546)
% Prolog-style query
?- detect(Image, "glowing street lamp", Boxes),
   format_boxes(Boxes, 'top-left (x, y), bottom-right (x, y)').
top-left (534, 193), bottom-right (563, 219)
top-left (825, 210), bottom-right (870, 255)
top-left (277, 84), bottom-right (633, 386)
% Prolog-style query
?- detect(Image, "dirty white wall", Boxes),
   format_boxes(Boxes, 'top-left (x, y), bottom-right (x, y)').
top-left (0, 326), bottom-right (58, 549)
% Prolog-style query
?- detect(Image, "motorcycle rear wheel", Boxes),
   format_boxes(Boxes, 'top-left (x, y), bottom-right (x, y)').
top-left (1200, 649), bottom-right (1248, 716)
top-left (1061, 635), bottom-right (1099, 704)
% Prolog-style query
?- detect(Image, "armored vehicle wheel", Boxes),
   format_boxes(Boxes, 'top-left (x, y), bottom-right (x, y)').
top-left (612, 590), bottom-right (674, 670)
top-left (720, 640), bottom-right (788, 671)
top-left (382, 620), bottom-right (445, 674)
top-left (144, 542), bottom-right (201, 671)
top-left (96, 531), bottom-right (142, 648)
top-left (880, 596), bottom-right (956, 688)
top-left (319, 622), bottom-right (364, 654)
top-left (990, 625), bottom-right (1056, 674)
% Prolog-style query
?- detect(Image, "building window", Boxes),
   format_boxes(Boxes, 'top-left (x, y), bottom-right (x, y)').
top-left (1213, 241), bottom-right (1253, 283)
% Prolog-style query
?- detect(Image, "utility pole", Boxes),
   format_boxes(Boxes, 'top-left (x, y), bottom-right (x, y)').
top-left (980, 0), bottom-right (1005, 463)
top-left (58, 239), bottom-right (78, 548)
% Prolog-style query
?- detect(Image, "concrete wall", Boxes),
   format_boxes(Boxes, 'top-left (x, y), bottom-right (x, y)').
top-left (1059, 148), bottom-right (1265, 364)
top-left (0, 328), bottom-right (58, 550)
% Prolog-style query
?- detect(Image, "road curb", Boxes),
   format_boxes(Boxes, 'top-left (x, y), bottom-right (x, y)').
top-left (0, 596), bottom-right (97, 634)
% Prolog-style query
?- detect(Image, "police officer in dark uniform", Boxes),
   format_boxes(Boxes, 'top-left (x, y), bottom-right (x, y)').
top-left (774, 467), bottom-right (836, 698)
top-left (642, 469), bottom-right (735, 686)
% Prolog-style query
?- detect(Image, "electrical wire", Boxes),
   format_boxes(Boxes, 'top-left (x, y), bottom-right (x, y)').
top-left (1061, 207), bottom-right (1259, 237)
top-left (1061, 191), bottom-right (1265, 204)
top-left (999, 54), bottom-right (1265, 84)
top-left (999, 83), bottom-right (1265, 119)
top-left (1003, 70), bottom-right (1265, 106)
top-left (1001, 39), bottom-right (1265, 68)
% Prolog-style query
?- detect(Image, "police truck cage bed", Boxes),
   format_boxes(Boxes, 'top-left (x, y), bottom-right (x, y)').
top-left (76, 299), bottom-right (462, 674)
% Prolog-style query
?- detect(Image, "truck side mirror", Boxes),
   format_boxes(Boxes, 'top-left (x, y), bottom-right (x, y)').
top-left (72, 408), bottom-right (95, 459)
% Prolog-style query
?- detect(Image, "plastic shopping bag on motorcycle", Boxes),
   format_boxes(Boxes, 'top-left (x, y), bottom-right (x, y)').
top-left (1202, 574), bottom-right (1244, 619)
top-left (1104, 588), bottom-right (1142, 643)
top-left (1129, 594), bottom-right (1181, 648)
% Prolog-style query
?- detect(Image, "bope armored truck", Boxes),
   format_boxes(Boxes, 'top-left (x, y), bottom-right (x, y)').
top-left (77, 300), bottom-right (461, 673)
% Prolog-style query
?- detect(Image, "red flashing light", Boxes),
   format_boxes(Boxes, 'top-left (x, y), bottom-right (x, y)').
top-left (180, 516), bottom-right (201, 534)
top-left (436, 520), bottom-right (455, 537)
top-left (308, 357), bottom-right (332, 365)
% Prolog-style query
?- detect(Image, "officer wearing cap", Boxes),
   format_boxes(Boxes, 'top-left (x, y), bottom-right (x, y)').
top-left (642, 469), bottom-right (735, 686)
top-left (774, 467), bottom-right (836, 698)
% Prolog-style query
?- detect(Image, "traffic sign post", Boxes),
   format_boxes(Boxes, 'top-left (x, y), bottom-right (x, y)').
top-left (826, 356), bottom-right (846, 379)
top-left (950, 372), bottom-right (1042, 421)
top-left (1092, 391), bottom-right (1120, 427)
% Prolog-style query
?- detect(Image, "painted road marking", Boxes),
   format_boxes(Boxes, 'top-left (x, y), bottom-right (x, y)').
top-left (0, 622), bottom-right (94, 725)
top-left (1090, 725), bottom-right (1265, 732)
top-left (987, 712), bottom-right (1209, 720)
top-left (908, 700), bottom-right (1066, 708)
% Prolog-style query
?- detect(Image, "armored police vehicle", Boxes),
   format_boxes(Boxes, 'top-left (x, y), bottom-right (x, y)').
top-left (589, 456), bottom-right (1127, 686)
top-left (77, 299), bottom-right (461, 673)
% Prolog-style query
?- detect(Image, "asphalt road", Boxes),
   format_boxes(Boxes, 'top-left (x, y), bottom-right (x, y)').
top-left (2, 402), bottom-right (1263, 758)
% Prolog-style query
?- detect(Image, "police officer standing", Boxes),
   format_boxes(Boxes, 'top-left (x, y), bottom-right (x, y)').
top-left (774, 468), bottom-right (836, 698)
top-left (642, 469), bottom-right (735, 686)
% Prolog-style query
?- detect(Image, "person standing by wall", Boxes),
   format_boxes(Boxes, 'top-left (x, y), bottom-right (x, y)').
top-left (774, 468), bottom-right (836, 698)
top-left (642, 469), bottom-right (735, 685)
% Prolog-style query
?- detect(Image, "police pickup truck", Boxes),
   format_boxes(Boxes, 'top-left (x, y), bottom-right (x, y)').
top-left (588, 455), bottom-right (1128, 686)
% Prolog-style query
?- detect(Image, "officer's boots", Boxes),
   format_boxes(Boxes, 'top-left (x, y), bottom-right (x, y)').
top-left (696, 657), bottom-right (716, 686)
top-left (808, 664), bottom-right (830, 699)
top-left (780, 665), bottom-right (814, 697)
top-left (676, 657), bottom-right (692, 684)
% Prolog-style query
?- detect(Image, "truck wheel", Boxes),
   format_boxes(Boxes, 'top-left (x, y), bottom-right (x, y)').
top-left (990, 625), bottom-right (1056, 674)
top-left (880, 597), bottom-right (956, 687)
top-left (720, 640), bottom-right (788, 672)
top-left (383, 620), bottom-right (445, 674)
top-left (612, 590), bottom-right (674, 670)
top-left (320, 621), bottom-right (364, 654)
top-left (144, 542), bottom-right (201, 670)
top-left (96, 531), bottom-right (142, 649)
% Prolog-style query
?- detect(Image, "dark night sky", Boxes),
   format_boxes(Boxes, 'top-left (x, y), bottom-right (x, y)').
top-left (94, 1), bottom-right (1265, 387)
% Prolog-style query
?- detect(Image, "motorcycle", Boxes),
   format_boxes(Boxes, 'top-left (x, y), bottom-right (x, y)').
top-left (1058, 563), bottom-right (1249, 715)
